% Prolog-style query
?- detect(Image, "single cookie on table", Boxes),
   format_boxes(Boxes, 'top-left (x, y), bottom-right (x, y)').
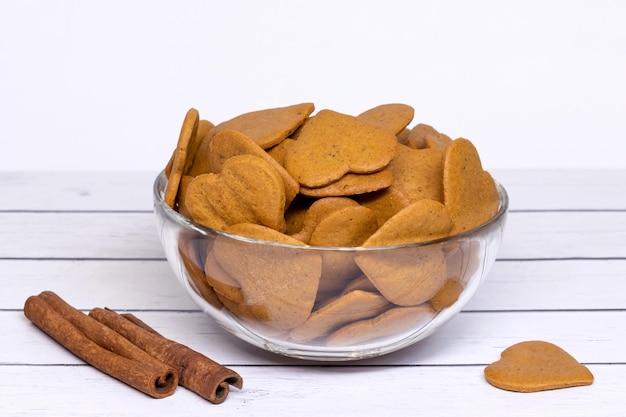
top-left (484, 340), bottom-right (594, 392)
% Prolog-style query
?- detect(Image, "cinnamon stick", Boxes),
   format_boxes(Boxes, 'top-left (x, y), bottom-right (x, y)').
top-left (89, 307), bottom-right (243, 404)
top-left (23, 292), bottom-right (178, 398)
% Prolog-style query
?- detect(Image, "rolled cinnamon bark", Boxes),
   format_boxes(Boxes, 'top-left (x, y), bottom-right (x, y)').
top-left (24, 293), bottom-right (178, 398)
top-left (89, 307), bottom-right (243, 404)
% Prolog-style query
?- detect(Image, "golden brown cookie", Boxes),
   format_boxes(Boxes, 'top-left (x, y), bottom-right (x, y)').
top-left (184, 154), bottom-right (286, 231)
top-left (204, 250), bottom-right (244, 304)
top-left (178, 233), bottom-right (222, 309)
top-left (289, 197), bottom-right (360, 244)
top-left (388, 144), bottom-right (444, 203)
top-left (361, 199), bottom-right (453, 246)
top-left (283, 109), bottom-right (397, 188)
top-left (209, 102), bottom-right (315, 149)
top-left (355, 187), bottom-right (410, 227)
top-left (406, 123), bottom-right (450, 150)
top-left (165, 118), bottom-right (213, 178)
top-left (207, 129), bottom-right (299, 207)
top-left (484, 341), bottom-right (594, 392)
top-left (340, 274), bottom-right (380, 295)
top-left (309, 205), bottom-right (378, 247)
top-left (213, 223), bottom-right (323, 330)
top-left (429, 277), bottom-right (464, 311)
top-left (290, 290), bottom-right (391, 342)
top-left (164, 107), bottom-right (199, 208)
top-left (310, 205), bottom-right (379, 297)
top-left (266, 138), bottom-right (296, 166)
top-left (357, 103), bottom-right (415, 135)
top-left (442, 138), bottom-right (500, 234)
top-left (356, 199), bottom-right (453, 305)
top-left (326, 304), bottom-right (434, 346)
top-left (298, 167), bottom-right (393, 198)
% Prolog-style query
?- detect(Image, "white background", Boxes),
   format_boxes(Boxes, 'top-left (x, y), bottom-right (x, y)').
top-left (1, 0), bottom-right (625, 172)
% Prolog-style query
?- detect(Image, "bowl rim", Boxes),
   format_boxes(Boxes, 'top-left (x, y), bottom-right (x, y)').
top-left (153, 170), bottom-right (509, 252)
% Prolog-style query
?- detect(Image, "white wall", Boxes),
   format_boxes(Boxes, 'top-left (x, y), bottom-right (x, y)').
top-left (1, 0), bottom-right (625, 172)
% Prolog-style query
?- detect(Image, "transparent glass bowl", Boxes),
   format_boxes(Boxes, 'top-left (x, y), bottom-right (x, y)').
top-left (153, 171), bottom-right (508, 361)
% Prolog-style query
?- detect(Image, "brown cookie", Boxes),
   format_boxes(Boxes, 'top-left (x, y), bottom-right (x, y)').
top-left (289, 197), bottom-right (360, 244)
top-left (326, 304), bottom-right (434, 346)
top-left (388, 144), bottom-right (444, 203)
top-left (357, 103), bottom-right (415, 135)
top-left (289, 290), bottom-right (391, 342)
top-left (298, 167), bottom-right (393, 198)
top-left (443, 138), bottom-right (500, 234)
top-left (165, 119), bottom-right (213, 178)
top-left (283, 109), bottom-right (397, 188)
top-left (213, 223), bottom-right (323, 330)
top-left (207, 129), bottom-right (300, 207)
top-left (406, 123), bottom-right (450, 150)
top-left (204, 250), bottom-right (244, 304)
top-left (356, 199), bottom-right (453, 305)
top-left (266, 138), bottom-right (296, 166)
top-left (484, 341), bottom-right (594, 392)
top-left (355, 187), bottom-right (410, 227)
top-left (164, 107), bottom-right (199, 208)
top-left (209, 102), bottom-right (315, 149)
top-left (184, 154), bottom-right (286, 231)
top-left (429, 277), bottom-right (464, 311)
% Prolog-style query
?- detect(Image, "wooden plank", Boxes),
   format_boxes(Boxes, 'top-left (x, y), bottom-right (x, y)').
top-left (0, 212), bottom-right (165, 259)
top-left (0, 171), bottom-right (157, 211)
top-left (0, 364), bottom-right (619, 417)
top-left (1, 170), bottom-right (626, 212)
top-left (6, 310), bottom-right (625, 366)
top-left (467, 259), bottom-right (626, 311)
top-left (492, 169), bottom-right (626, 211)
top-left (498, 211), bottom-right (626, 259)
top-left (0, 259), bottom-right (195, 310)
top-left (1, 211), bottom-right (624, 259)
top-left (2, 259), bottom-right (625, 312)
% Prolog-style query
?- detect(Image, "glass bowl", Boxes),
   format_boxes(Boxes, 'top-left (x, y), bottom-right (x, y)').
top-left (153, 171), bottom-right (508, 361)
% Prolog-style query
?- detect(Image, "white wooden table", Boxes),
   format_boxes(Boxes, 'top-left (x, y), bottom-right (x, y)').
top-left (1, 169), bottom-right (625, 416)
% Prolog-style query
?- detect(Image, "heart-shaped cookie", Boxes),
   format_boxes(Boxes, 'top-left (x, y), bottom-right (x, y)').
top-left (355, 199), bottom-right (453, 305)
top-left (283, 109), bottom-right (397, 188)
top-left (209, 102), bottom-right (315, 149)
top-left (164, 107), bottom-right (199, 208)
top-left (207, 129), bottom-right (300, 207)
top-left (326, 304), bottom-right (434, 347)
top-left (213, 223), bottom-right (323, 330)
top-left (184, 154), bottom-right (286, 231)
top-left (484, 340), bottom-right (594, 392)
top-left (357, 103), bottom-right (415, 135)
top-left (443, 138), bottom-right (499, 234)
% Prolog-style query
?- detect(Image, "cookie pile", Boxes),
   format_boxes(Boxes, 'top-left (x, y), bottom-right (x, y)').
top-left (162, 103), bottom-right (501, 345)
